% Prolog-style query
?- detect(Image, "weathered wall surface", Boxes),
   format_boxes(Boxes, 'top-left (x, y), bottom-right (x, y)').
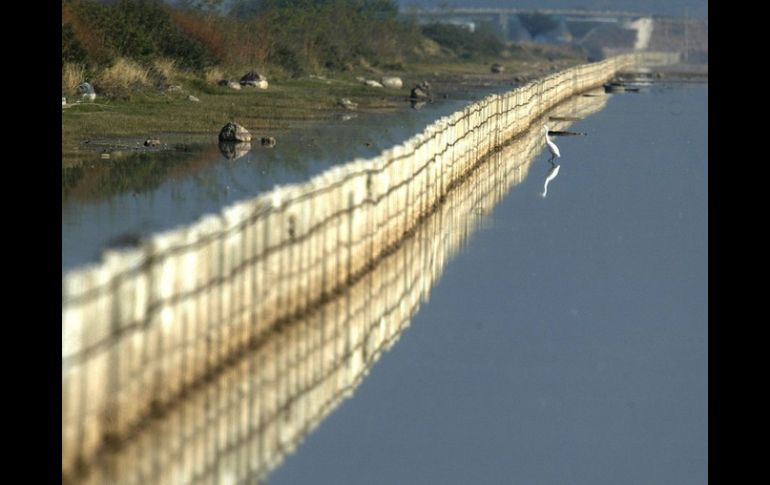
top-left (62, 52), bottom-right (678, 483)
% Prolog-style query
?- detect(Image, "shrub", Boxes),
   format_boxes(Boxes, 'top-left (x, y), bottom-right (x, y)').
top-left (94, 58), bottom-right (152, 98)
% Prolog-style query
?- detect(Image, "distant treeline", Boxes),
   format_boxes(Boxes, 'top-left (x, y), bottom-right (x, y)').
top-left (62, 0), bottom-right (506, 77)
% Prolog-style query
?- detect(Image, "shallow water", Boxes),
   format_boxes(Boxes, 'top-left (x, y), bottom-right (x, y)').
top-left (266, 82), bottom-right (708, 484)
top-left (62, 85), bottom-right (513, 272)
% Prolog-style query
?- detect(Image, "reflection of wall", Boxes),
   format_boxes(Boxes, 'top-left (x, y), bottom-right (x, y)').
top-left (61, 88), bottom-right (610, 485)
top-left (62, 52), bottom-right (677, 483)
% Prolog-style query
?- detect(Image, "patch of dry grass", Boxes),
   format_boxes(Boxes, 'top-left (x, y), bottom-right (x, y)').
top-left (95, 58), bottom-right (152, 98)
top-left (62, 63), bottom-right (87, 95)
top-left (150, 58), bottom-right (179, 87)
top-left (204, 67), bottom-right (225, 84)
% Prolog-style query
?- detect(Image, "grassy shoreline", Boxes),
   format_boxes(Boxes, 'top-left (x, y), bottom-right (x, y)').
top-left (62, 55), bottom-right (583, 167)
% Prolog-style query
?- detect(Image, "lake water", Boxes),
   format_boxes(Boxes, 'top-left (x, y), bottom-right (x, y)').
top-left (62, 85), bottom-right (513, 272)
top-left (264, 82), bottom-right (708, 484)
top-left (62, 77), bottom-right (707, 484)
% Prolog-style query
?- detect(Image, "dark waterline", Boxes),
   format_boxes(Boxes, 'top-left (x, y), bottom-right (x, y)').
top-left (267, 82), bottom-right (707, 484)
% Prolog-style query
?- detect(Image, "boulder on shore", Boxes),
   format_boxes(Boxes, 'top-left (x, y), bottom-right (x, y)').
top-left (410, 80), bottom-right (433, 100)
top-left (219, 122), bottom-right (252, 142)
top-left (381, 76), bottom-right (403, 89)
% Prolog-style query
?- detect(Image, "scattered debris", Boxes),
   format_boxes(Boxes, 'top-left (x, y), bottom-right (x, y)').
top-left (381, 76), bottom-right (403, 89)
top-left (491, 63), bottom-right (504, 74)
top-left (260, 136), bottom-right (276, 148)
top-left (219, 122), bottom-right (252, 142)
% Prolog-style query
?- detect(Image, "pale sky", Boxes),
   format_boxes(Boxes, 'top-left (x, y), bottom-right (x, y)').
top-left (397, 0), bottom-right (708, 18)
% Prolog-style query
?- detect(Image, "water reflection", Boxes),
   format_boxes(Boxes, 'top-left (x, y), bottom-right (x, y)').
top-left (541, 162), bottom-right (561, 198)
top-left (218, 141), bottom-right (252, 161)
top-left (62, 90), bottom-right (609, 485)
top-left (62, 144), bottom-right (215, 203)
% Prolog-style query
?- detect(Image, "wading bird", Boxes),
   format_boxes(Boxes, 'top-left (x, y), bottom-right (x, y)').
top-left (544, 125), bottom-right (560, 163)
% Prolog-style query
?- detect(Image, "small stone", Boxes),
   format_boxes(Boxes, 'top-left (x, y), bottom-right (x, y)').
top-left (339, 98), bottom-right (358, 110)
top-left (144, 139), bottom-right (161, 147)
top-left (491, 63), bottom-right (504, 74)
top-left (188, 95), bottom-right (200, 102)
top-left (365, 80), bottom-right (383, 88)
top-left (261, 136), bottom-right (276, 148)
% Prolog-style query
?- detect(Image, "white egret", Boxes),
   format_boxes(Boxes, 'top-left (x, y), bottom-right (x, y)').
top-left (544, 125), bottom-right (560, 162)
top-left (541, 163), bottom-right (561, 198)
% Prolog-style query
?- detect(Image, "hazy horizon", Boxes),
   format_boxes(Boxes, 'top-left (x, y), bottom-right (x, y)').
top-left (397, 0), bottom-right (708, 19)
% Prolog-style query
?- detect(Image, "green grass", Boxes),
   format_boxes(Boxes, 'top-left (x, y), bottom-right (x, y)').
top-left (62, 52), bottom-right (585, 167)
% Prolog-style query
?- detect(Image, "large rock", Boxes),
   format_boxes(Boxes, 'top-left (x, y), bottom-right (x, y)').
top-left (219, 122), bottom-right (252, 142)
top-left (227, 80), bottom-right (241, 90)
top-left (410, 80), bottom-right (432, 100)
top-left (381, 76), bottom-right (403, 89)
top-left (242, 79), bottom-right (269, 89)
top-left (240, 70), bottom-right (267, 83)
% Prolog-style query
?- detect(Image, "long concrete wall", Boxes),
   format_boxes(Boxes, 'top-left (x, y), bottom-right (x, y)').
top-left (61, 52), bottom-right (678, 483)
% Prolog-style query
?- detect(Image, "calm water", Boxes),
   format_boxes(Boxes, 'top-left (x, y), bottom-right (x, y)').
top-left (266, 82), bottom-right (708, 484)
top-left (62, 85), bottom-right (512, 272)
